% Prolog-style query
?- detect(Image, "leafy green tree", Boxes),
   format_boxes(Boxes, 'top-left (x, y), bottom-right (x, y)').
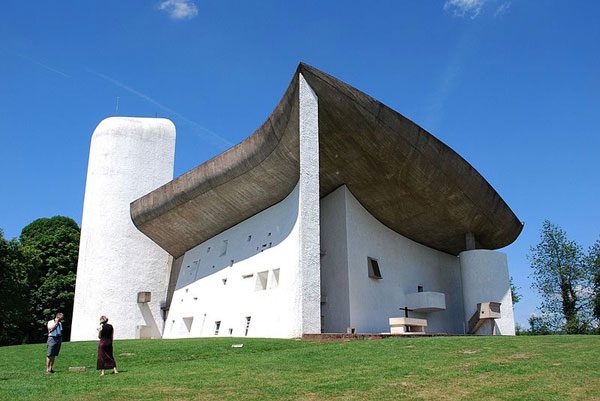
top-left (528, 315), bottom-right (550, 335)
top-left (20, 216), bottom-right (79, 342)
top-left (510, 276), bottom-right (521, 304)
top-left (528, 221), bottom-right (591, 333)
top-left (0, 230), bottom-right (41, 345)
top-left (587, 238), bottom-right (600, 331)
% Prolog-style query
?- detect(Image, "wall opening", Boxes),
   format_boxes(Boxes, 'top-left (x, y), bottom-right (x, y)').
top-left (228, 328), bottom-right (233, 335)
top-left (244, 316), bottom-right (251, 336)
top-left (367, 257), bottom-right (382, 279)
top-left (270, 268), bottom-right (280, 289)
top-left (220, 240), bottom-right (228, 256)
top-left (183, 317), bottom-right (194, 333)
top-left (222, 278), bottom-right (227, 285)
top-left (418, 285), bottom-right (424, 293)
top-left (214, 321), bottom-right (221, 335)
top-left (255, 271), bottom-right (268, 291)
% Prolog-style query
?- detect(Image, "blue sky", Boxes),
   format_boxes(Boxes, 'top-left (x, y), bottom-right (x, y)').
top-left (1, 1), bottom-right (599, 326)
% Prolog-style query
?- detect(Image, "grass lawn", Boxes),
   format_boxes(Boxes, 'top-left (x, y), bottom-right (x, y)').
top-left (0, 335), bottom-right (598, 400)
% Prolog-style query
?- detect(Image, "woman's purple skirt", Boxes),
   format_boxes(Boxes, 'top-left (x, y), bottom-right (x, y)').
top-left (97, 338), bottom-right (117, 370)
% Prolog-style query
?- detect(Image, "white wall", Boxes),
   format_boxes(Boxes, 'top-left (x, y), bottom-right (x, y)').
top-left (459, 250), bottom-right (515, 335)
top-left (163, 183), bottom-right (303, 339)
top-left (319, 187), bottom-right (350, 332)
top-left (320, 186), bottom-right (466, 334)
top-left (164, 74), bottom-right (322, 340)
top-left (297, 73), bottom-right (321, 335)
top-left (71, 117), bottom-right (175, 341)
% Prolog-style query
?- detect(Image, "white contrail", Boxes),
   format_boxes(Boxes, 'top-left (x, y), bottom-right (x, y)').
top-left (87, 68), bottom-right (232, 147)
top-left (18, 54), bottom-right (71, 78)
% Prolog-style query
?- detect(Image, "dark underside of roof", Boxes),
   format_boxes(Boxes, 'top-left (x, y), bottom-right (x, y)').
top-left (130, 63), bottom-right (523, 258)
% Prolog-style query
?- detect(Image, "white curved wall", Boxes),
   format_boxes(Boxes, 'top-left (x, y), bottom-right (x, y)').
top-left (71, 117), bottom-right (175, 341)
top-left (164, 183), bottom-right (303, 339)
top-left (459, 250), bottom-right (515, 335)
top-left (321, 186), bottom-right (466, 334)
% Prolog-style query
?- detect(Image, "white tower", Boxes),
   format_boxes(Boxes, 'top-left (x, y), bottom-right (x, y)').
top-left (71, 117), bottom-right (176, 341)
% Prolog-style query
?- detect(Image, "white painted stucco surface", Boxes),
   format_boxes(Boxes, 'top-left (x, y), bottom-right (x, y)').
top-left (297, 74), bottom-right (321, 335)
top-left (163, 183), bottom-right (302, 339)
top-left (459, 250), bottom-right (515, 335)
top-left (71, 117), bottom-right (175, 341)
top-left (319, 186), bottom-right (351, 333)
top-left (164, 76), bottom-right (321, 339)
top-left (320, 186), bottom-right (466, 334)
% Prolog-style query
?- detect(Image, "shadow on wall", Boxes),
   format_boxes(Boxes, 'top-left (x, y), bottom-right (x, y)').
top-left (174, 186), bottom-right (300, 291)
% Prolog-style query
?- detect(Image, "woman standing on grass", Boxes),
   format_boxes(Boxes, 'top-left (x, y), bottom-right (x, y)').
top-left (97, 316), bottom-right (118, 376)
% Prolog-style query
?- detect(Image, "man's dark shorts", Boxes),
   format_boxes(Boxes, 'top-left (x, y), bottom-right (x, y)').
top-left (47, 336), bottom-right (62, 357)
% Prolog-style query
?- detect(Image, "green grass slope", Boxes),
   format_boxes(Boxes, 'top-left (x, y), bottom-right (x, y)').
top-left (0, 336), bottom-right (598, 400)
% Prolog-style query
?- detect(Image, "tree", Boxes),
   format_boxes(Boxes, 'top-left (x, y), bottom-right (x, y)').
top-left (20, 216), bottom-right (80, 342)
top-left (528, 314), bottom-right (551, 335)
top-left (528, 221), bottom-right (591, 333)
top-left (0, 230), bottom-right (41, 345)
top-left (510, 276), bottom-right (521, 304)
top-left (587, 238), bottom-right (600, 331)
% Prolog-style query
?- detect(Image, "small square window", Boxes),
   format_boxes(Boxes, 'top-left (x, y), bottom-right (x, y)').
top-left (418, 285), bottom-right (424, 293)
top-left (367, 257), bottom-right (382, 279)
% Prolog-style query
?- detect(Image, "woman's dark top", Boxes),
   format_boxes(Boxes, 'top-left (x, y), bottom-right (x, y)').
top-left (99, 323), bottom-right (114, 339)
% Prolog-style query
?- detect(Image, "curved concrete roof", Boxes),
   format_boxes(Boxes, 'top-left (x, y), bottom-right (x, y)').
top-left (131, 63), bottom-right (523, 258)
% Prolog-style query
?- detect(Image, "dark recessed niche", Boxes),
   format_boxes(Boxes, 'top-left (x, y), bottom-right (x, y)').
top-left (367, 257), bottom-right (382, 279)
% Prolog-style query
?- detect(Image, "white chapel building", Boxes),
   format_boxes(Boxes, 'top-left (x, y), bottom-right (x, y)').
top-left (71, 63), bottom-right (522, 341)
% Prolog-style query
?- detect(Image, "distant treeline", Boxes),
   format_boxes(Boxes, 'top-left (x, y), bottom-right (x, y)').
top-left (0, 216), bottom-right (79, 346)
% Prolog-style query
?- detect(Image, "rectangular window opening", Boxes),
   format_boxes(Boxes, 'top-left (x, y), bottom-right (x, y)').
top-left (255, 271), bottom-right (268, 291)
top-left (228, 328), bottom-right (233, 335)
top-left (214, 321), bottom-right (221, 336)
top-left (247, 235), bottom-right (252, 242)
top-left (418, 285), bottom-right (424, 293)
top-left (367, 257), bottom-right (382, 279)
top-left (245, 316), bottom-right (251, 336)
top-left (222, 278), bottom-right (227, 285)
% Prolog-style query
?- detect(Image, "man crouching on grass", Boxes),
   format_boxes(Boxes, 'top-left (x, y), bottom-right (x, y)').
top-left (46, 312), bottom-right (64, 374)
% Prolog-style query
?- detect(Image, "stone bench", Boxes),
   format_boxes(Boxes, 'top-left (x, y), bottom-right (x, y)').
top-left (389, 317), bottom-right (428, 335)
